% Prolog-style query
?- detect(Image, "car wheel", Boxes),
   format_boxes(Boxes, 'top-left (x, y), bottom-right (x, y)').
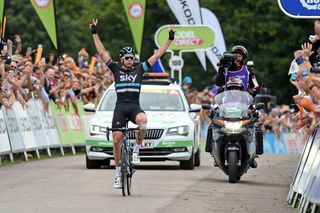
top-left (195, 148), bottom-right (201, 167)
top-left (86, 155), bottom-right (102, 169)
top-left (180, 151), bottom-right (195, 170)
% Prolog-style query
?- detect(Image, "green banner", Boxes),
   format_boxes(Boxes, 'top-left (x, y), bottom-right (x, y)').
top-left (30, 0), bottom-right (57, 49)
top-left (155, 25), bottom-right (216, 51)
top-left (0, 0), bottom-right (4, 25)
top-left (122, 0), bottom-right (146, 54)
top-left (50, 101), bottom-right (93, 146)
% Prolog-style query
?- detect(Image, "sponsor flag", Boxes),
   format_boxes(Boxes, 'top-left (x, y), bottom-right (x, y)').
top-left (122, 0), bottom-right (146, 54)
top-left (151, 58), bottom-right (165, 73)
top-left (166, 0), bottom-right (207, 71)
top-left (30, 0), bottom-right (57, 49)
top-left (201, 8), bottom-right (226, 72)
top-left (0, 0), bottom-right (4, 25)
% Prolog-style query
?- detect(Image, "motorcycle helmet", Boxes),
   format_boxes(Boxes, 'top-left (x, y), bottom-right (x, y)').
top-left (231, 45), bottom-right (248, 64)
top-left (119, 46), bottom-right (135, 58)
top-left (226, 77), bottom-right (243, 90)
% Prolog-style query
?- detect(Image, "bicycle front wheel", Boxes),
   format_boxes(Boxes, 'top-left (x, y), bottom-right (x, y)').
top-left (120, 146), bottom-right (128, 196)
top-left (127, 172), bottom-right (132, 195)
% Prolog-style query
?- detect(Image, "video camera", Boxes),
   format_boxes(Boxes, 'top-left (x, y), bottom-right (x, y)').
top-left (217, 52), bottom-right (236, 69)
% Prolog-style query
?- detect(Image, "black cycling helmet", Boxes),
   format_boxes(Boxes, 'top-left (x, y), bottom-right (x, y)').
top-left (231, 45), bottom-right (248, 60)
top-left (119, 46), bottom-right (135, 58)
top-left (226, 77), bottom-right (244, 90)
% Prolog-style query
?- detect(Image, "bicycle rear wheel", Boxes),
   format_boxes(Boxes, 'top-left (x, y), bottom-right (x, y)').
top-left (120, 146), bottom-right (128, 196)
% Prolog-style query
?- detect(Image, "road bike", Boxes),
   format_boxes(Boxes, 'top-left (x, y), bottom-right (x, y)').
top-left (106, 121), bottom-right (140, 196)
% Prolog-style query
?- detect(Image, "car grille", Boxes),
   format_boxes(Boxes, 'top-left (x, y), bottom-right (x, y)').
top-left (128, 129), bottom-right (164, 139)
top-left (91, 147), bottom-right (186, 156)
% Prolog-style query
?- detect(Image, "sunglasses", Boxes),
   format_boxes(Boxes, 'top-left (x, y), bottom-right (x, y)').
top-left (124, 56), bottom-right (134, 61)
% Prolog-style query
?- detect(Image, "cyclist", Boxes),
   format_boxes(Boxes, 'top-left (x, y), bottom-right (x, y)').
top-left (216, 45), bottom-right (259, 96)
top-left (90, 18), bottom-right (175, 188)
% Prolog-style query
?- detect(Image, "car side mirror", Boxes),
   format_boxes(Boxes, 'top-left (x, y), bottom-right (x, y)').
top-left (83, 103), bottom-right (96, 112)
top-left (189, 103), bottom-right (201, 113)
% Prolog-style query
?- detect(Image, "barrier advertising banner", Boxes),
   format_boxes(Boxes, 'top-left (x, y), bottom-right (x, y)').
top-left (3, 106), bottom-right (25, 153)
top-left (50, 101), bottom-right (86, 146)
top-left (38, 101), bottom-right (61, 147)
top-left (27, 99), bottom-right (50, 148)
top-left (13, 102), bottom-right (38, 151)
top-left (0, 108), bottom-right (11, 154)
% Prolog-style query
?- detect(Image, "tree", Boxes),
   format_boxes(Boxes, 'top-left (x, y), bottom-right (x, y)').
top-left (4, 0), bottom-right (315, 104)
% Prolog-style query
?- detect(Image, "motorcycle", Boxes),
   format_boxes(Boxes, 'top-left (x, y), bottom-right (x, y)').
top-left (203, 90), bottom-right (263, 183)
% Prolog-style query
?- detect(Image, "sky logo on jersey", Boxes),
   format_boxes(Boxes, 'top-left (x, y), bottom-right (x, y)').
top-left (120, 74), bottom-right (137, 82)
top-left (278, 0), bottom-right (320, 18)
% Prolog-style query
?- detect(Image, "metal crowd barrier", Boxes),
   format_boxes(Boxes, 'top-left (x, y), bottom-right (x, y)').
top-left (0, 99), bottom-right (64, 165)
top-left (287, 127), bottom-right (320, 212)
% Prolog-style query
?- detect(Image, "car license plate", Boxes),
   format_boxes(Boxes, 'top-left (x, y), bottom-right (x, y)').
top-left (130, 140), bottom-right (154, 149)
top-left (141, 140), bottom-right (153, 149)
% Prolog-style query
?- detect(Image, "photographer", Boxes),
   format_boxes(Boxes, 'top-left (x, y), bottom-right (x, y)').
top-left (216, 45), bottom-right (259, 96)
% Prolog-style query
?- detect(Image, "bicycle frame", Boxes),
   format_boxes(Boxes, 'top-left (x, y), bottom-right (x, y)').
top-left (106, 121), bottom-right (140, 196)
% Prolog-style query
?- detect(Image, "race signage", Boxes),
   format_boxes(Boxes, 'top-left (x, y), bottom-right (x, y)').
top-left (169, 55), bottom-right (184, 70)
top-left (155, 25), bottom-right (215, 51)
top-left (278, 0), bottom-right (320, 18)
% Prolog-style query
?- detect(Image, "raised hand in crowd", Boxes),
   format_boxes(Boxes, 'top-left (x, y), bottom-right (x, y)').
top-left (7, 39), bottom-right (13, 55)
top-left (14, 35), bottom-right (22, 55)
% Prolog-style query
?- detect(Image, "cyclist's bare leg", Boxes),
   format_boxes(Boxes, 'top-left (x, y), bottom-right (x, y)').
top-left (112, 131), bottom-right (124, 167)
top-left (135, 112), bottom-right (148, 144)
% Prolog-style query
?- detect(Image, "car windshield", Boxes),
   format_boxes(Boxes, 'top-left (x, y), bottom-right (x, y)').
top-left (99, 88), bottom-right (185, 111)
top-left (214, 90), bottom-right (253, 118)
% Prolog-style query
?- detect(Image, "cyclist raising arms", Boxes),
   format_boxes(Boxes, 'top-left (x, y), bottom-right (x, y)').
top-left (90, 19), bottom-right (175, 188)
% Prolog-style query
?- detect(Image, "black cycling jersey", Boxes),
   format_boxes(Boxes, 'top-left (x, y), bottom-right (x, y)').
top-left (106, 60), bottom-right (150, 105)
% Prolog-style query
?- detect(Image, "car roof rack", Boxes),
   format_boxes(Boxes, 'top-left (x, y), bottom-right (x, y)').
top-left (142, 73), bottom-right (177, 85)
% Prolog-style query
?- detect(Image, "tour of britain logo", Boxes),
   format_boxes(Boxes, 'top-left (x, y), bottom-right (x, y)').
top-left (33, 0), bottom-right (51, 8)
top-left (300, 0), bottom-right (320, 10)
top-left (128, 2), bottom-right (144, 19)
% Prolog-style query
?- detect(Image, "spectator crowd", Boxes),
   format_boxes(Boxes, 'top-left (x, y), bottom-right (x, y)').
top-left (1, 19), bottom-right (320, 144)
top-left (0, 36), bottom-right (114, 116)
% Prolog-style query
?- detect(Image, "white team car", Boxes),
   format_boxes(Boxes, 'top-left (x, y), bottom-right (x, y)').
top-left (84, 73), bottom-right (201, 170)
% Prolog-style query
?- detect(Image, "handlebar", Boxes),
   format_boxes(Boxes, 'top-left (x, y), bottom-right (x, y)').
top-left (106, 127), bottom-right (140, 141)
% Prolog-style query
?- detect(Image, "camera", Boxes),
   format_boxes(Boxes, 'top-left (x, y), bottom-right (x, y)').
top-left (3, 55), bottom-right (11, 64)
top-left (0, 37), bottom-right (7, 51)
top-left (16, 66), bottom-right (24, 73)
top-left (217, 52), bottom-right (236, 68)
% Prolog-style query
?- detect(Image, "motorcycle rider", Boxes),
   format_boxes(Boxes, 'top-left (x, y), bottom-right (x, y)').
top-left (206, 77), bottom-right (259, 168)
top-left (216, 45), bottom-right (259, 96)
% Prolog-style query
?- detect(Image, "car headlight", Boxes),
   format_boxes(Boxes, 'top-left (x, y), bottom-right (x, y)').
top-left (166, 126), bottom-right (189, 136)
top-left (90, 125), bottom-right (107, 135)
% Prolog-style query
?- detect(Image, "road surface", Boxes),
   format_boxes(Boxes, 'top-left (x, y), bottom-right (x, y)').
top-left (0, 153), bottom-right (299, 213)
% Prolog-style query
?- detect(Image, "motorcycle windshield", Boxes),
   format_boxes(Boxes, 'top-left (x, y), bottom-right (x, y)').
top-left (214, 90), bottom-right (253, 118)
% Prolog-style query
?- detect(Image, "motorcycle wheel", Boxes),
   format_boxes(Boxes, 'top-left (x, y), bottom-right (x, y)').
top-left (228, 150), bottom-right (239, 183)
